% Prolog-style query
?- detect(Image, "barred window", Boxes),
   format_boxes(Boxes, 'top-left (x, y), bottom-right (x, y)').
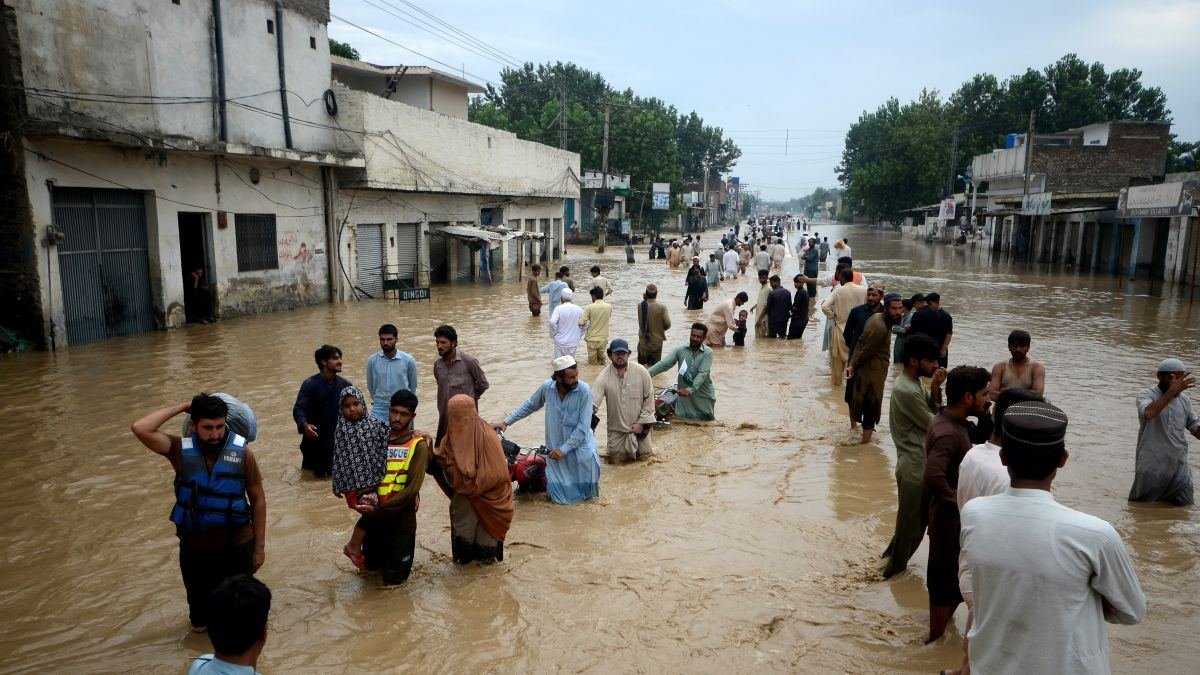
top-left (235, 214), bottom-right (278, 272)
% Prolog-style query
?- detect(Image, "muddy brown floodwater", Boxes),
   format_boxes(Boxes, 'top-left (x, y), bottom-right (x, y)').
top-left (1, 224), bottom-right (1199, 673)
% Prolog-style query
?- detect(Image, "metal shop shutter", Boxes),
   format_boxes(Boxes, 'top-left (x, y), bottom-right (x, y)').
top-left (355, 223), bottom-right (384, 297)
top-left (395, 223), bottom-right (419, 283)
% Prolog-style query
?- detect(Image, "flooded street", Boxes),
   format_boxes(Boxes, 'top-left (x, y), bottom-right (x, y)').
top-left (2, 223), bottom-right (1199, 673)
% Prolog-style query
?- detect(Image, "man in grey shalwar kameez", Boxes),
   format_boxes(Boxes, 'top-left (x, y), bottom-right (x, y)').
top-left (591, 339), bottom-right (656, 463)
top-left (1129, 358), bottom-right (1200, 506)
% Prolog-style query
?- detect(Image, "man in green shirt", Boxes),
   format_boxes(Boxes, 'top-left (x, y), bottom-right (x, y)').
top-left (648, 323), bottom-right (716, 421)
top-left (880, 334), bottom-right (945, 578)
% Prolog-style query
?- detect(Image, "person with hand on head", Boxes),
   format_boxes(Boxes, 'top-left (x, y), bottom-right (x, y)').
top-left (1129, 358), bottom-right (1200, 505)
top-left (132, 394), bottom-right (265, 632)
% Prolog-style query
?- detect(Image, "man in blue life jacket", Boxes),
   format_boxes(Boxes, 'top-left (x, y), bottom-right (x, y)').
top-left (132, 393), bottom-right (266, 632)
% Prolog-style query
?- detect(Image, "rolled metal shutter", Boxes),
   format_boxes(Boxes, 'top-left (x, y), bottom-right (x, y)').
top-left (356, 223), bottom-right (384, 297)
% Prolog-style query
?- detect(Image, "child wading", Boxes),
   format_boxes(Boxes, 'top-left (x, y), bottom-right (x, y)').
top-left (331, 386), bottom-right (389, 570)
top-left (733, 310), bottom-right (749, 347)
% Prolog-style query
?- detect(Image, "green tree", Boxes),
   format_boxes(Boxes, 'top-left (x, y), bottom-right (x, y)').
top-left (328, 39), bottom-right (360, 60)
top-left (1167, 138), bottom-right (1199, 173)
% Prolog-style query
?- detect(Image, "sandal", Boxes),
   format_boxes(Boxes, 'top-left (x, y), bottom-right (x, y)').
top-left (343, 545), bottom-right (365, 571)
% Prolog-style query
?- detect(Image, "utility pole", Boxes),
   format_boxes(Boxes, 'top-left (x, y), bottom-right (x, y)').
top-left (702, 163), bottom-right (710, 231)
top-left (945, 126), bottom-right (960, 197)
top-left (559, 84), bottom-right (568, 150)
top-left (597, 103), bottom-right (611, 253)
top-left (1020, 109), bottom-right (1036, 258)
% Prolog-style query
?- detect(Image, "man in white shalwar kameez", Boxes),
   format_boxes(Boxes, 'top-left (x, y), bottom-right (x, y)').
top-left (591, 339), bottom-right (656, 463)
top-left (548, 289), bottom-right (584, 359)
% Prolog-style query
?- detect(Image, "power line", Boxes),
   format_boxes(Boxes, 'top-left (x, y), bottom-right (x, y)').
top-left (330, 12), bottom-right (499, 88)
top-left (390, 0), bottom-right (524, 67)
top-left (360, 0), bottom-right (522, 70)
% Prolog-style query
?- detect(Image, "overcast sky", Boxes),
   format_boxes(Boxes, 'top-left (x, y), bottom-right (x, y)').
top-left (329, 0), bottom-right (1200, 201)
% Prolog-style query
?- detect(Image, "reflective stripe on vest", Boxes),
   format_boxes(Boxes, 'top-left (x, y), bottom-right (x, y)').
top-left (377, 437), bottom-right (420, 503)
top-left (170, 433), bottom-right (251, 533)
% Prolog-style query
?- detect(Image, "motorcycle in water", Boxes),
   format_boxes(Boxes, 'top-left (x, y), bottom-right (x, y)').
top-left (654, 386), bottom-right (678, 427)
top-left (498, 432), bottom-right (550, 494)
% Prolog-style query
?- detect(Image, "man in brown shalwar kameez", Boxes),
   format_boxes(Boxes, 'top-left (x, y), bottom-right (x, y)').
top-left (846, 293), bottom-right (903, 444)
top-left (591, 339), bottom-right (656, 463)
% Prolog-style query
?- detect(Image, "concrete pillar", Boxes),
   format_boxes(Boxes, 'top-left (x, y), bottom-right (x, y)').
top-left (1090, 221), bottom-right (1102, 272)
top-left (418, 220), bottom-right (430, 287)
top-left (1107, 223), bottom-right (1121, 275)
top-left (1128, 219), bottom-right (1141, 279)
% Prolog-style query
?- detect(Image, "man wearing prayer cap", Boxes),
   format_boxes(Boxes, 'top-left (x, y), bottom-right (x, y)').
top-left (961, 401), bottom-right (1145, 675)
top-left (1129, 358), bottom-right (1200, 505)
top-left (547, 288), bottom-right (584, 360)
top-left (493, 355), bottom-right (600, 504)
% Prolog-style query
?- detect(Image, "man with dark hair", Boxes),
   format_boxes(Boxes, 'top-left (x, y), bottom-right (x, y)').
top-left (526, 264), bottom-right (543, 316)
top-left (821, 267), bottom-right (866, 387)
top-left (989, 329), bottom-right (1046, 400)
top-left (589, 264), bottom-right (614, 299)
top-left (910, 291), bottom-right (953, 368)
top-left (189, 575), bottom-right (271, 673)
top-left (648, 323), bottom-right (716, 421)
top-left (592, 338), bottom-right (656, 463)
top-left (765, 274), bottom-right (792, 339)
top-left (579, 287), bottom-right (613, 365)
top-left (540, 270), bottom-right (569, 316)
top-left (754, 244), bottom-right (771, 274)
top-left (366, 324), bottom-right (417, 422)
top-left (495, 356), bottom-right (601, 504)
top-left (1129, 358), bottom-right (1200, 505)
top-left (882, 334), bottom-right (945, 578)
top-left (354, 389), bottom-right (429, 585)
top-left (846, 292), bottom-right (903, 444)
top-left (559, 265), bottom-right (575, 291)
top-left (292, 345), bottom-right (352, 477)
top-left (787, 274), bottom-right (810, 340)
top-left (132, 394), bottom-right (266, 632)
top-left (636, 284), bottom-right (672, 366)
top-left (961, 401), bottom-right (1145, 674)
top-left (801, 237), bottom-right (820, 297)
top-left (923, 365), bottom-right (991, 643)
top-left (751, 269), bottom-right (772, 339)
top-left (433, 325), bottom-right (489, 445)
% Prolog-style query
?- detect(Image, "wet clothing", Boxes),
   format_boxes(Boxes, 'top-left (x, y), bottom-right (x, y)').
top-left (580, 300), bottom-right (612, 346)
top-left (723, 249), bottom-right (740, 277)
top-left (360, 435), bottom-right (428, 585)
top-left (526, 277), bottom-right (543, 315)
top-left (685, 272), bottom-right (708, 310)
top-left (705, 298), bottom-right (739, 347)
top-left (997, 360), bottom-right (1036, 392)
top-left (505, 380), bottom-right (602, 505)
top-left (962, 488), bottom-right (1145, 675)
top-left (956, 441), bottom-right (1008, 604)
top-left (802, 246), bottom-right (820, 278)
top-left (435, 395), bottom-right (513, 561)
top-left (625, 242), bottom-right (635, 264)
top-left (293, 372), bottom-right (353, 475)
top-left (924, 410), bottom-right (973, 606)
top-left (883, 373), bottom-right (936, 578)
top-left (765, 286), bottom-right (792, 338)
top-left (893, 311), bottom-right (914, 363)
top-left (636, 299), bottom-right (671, 366)
top-left (787, 286), bottom-right (809, 340)
top-left (843, 303), bottom-right (875, 358)
top-left (590, 275), bottom-right (615, 299)
top-left (753, 282), bottom-right (771, 338)
top-left (704, 260), bottom-right (722, 286)
top-left (540, 279), bottom-right (568, 315)
top-left (592, 363), bottom-right (656, 462)
top-left (331, 386), bottom-right (389, 496)
top-left (434, 349), bottom-right (490, 444)
top-left (754, 250), bottom-right (771, 273)
top-left (365, 350), bottom-right (417, 422)
top-left (188, 654), bottom-right (258, 675)
top-left (849, 314), bottom-right (891, 431)
top-left (1129, 386), bottom-right (1199, 505)
top-left (549, 302), bottom-right (584, 359)
top-left (909, 306), bottom-right (953, 367)
top-left (649, 344), bottom-right (716, 421)
top-left (821, 283), bottom-right (866, 387)
top-left (732, 320), bottom-right (748, 346)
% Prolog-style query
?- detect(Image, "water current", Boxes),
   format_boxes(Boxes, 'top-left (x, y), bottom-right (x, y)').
top-left (0, 223), bottom-right (1197, 673)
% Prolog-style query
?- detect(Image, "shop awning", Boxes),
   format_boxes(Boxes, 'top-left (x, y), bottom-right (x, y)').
top-left (433, 225), bottom-right (544, 250)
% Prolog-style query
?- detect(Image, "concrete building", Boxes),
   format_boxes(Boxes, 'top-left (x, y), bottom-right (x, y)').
top-left (684, 177), bottom-right (727, 231)
top-left (970, 121), bottom-right (1175, 280)
top-left (1, 0), bottom-right (361, 348)
top-left (577, 171), bottom-right (628, 243)
top-left (329, 61), bottom-right (579, 293)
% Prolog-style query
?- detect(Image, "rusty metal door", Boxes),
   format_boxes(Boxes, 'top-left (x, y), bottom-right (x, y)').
top-left (54, 188), bottom-right (154, 345)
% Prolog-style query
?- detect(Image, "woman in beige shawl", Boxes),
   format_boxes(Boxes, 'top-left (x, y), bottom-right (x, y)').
top-left (435, 395), bottom-right (514, 563)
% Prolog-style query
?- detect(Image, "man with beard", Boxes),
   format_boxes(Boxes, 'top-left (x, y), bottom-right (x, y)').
top-left (923, 365), bottom-right (992, 643)
top-left (843, 285), bottom-right (884, 432)
top-left (821, 268), bottom-right (867, 387)
top-left (910, 291), bottom-right (953, 368)
top-left (881, 335), bottom-right (945, 579)
top-left (591, 339), bottom-right (656, 463)
top-left (846, 292), bottom-right (903, 444)
top-left (1128, 358), bottom-right (1200, 505)
top-left (366, 324), bottom-right (418, 422)
top-left (765, 274), bottom-right (792, 339)
top-left (292, 345), bottom-right (352, 477)
top-left (787, 274), bottom-right (810, 340)
top-left (751, 269), bottom-right (772, 338)
top-left (648, 323), bottom-right (717, 421)
top-left (432, 324), bottom-right (489, 445)
top-left (989, 330), bottom-right (1046, 400)
top-left (495, 356), bottom-right (601, 504)
top-left (132, 394), bottom-right (266, 631)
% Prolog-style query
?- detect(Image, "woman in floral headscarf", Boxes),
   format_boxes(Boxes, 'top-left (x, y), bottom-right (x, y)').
top-left (434, 395), bottom-right (514, 563)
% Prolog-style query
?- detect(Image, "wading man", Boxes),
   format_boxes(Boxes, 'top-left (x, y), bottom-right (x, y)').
top-left (591, 339), bottom-right (656, 463)
top-left (293, 345), bottom-right (352, 477)
top-left (989, 329), bottom-right (1045, 400)
top-left (433, 325), bottom-right (489, 445)
top-left (526, 264), bottom-right (543, 317)
top-left (846, 292), bottom-right (903, 444)
top-left (366, 324), bottom-right (417, 422)
top-left (636, 284), bottom-right (672, 366)
top-left (548, 288), bottom-right (584, 359)
top-left (765, 274), bottom-right (792, 339)
top-left (648, 323), bottom-right (717, 421)
top-left (881, 335), bottom-right (944, 578)
top-left (132, 394), bottom-right (265, 632)
top-left (579, 287), bottom-right (613, 365)
top-left (821, 268), bottom-right (866, 387)
top-left (1129, 358), bottom-right (1200, 505)
top-left (495, 356), bottom-right (601, 504)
